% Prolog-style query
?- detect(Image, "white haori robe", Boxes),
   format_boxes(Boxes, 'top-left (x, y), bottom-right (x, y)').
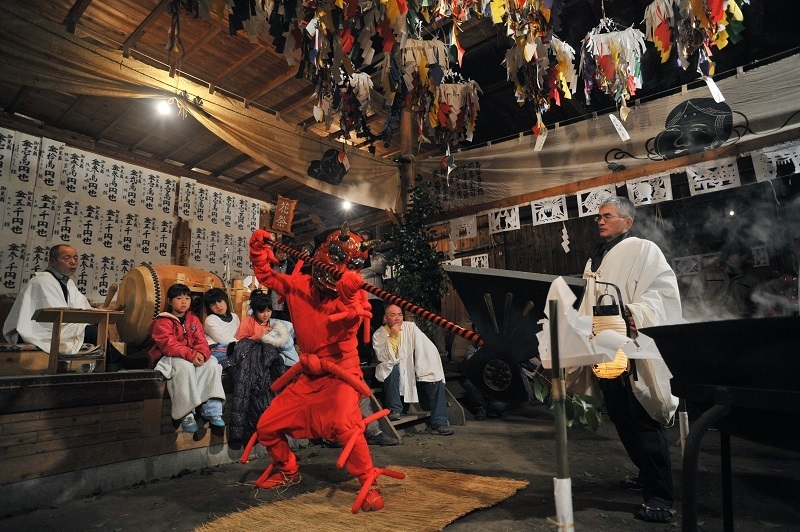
top-left (373, 321), bottom-right (445, 404)
top-left (3, 272), bottom-right (92, 354)
top-left (568, 236), bottom-right (683, 425)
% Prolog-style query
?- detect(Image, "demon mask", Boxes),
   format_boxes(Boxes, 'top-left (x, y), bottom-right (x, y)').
top-left (311, 222), bottom-right (375, 295)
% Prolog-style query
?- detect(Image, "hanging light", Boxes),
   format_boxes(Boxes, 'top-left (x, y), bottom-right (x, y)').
top-left (156, 100), bottom-right (172, 115)
top-left (342, 200), bottom-right (352, 211)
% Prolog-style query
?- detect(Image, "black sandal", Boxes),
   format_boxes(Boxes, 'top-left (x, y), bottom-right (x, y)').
top-left (635, 498), bottom-right (675, 523)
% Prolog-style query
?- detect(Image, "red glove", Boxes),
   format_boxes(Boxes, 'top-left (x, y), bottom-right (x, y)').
top-left (249, 229), bottom-right (278, 267)
top-left (337, 270), bottom-right (364, 304)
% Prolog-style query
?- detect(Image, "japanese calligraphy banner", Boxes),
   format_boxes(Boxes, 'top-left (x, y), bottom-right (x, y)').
top-left (0, 128), bottom-right (266, 300)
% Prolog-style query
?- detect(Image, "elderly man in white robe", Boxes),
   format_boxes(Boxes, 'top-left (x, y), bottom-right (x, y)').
top-left (372, 304), bottom-right (453, 436)
top-left (569, 196), bottom-right (682, 524)
top-left (3, 244), bottom-right (94, 354)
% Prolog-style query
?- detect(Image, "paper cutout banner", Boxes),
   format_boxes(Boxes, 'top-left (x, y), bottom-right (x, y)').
top-left (626, 173), bottom-right (673, 206)
top-left (686, 156), bottom-right (741, 196)
top-left (450, 215), bottom-right (477, 240)
top-left (488, 206), bottom-right (520, 234)
top-left (531, 195), bottom-right (568, 226)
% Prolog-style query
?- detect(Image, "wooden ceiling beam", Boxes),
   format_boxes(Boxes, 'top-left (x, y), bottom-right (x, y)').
top-left (213, 46), bottom-right (269, 87)
top-left (95, 100), bottom-right (138, 140)
top-left (259, 175), bottom-right (291, 190)
top-left (128, 129), bottom-right (160, 153)
top-left (248, 66), bottom-right (300, 102)
top-left (3, 86), bottom-right (29, 115)
top-left (63, 0), bottom-right (93, 34)
top-left (181, 139), bottom-right (229, 169)
top-left (234, 165), bottom-right (271, 184)
top-left (271, 87), bottom-right (315, 115)
top-left (211, 153), bottom-right (252, 177)
top-left (179, 26), bottom-right (221, 63)
top-left (54, 94), bottom-right (86, 128)
top-left (121, 0), bottom-right (170, 57)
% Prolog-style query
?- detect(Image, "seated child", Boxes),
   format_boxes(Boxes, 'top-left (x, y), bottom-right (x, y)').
top-left (148, 283), bottom-right (226, 433)
top-left (203, 287), bottom-right (240, 365)
top-left (236, 289), bottom-right (298, 366)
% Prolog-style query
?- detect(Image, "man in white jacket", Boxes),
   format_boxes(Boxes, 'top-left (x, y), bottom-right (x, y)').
top-left (574, 196), bottom-right (682, 524)
top-left (372, 304), bottom-right (453, 435)
top-left (3, 244), bottom-right (93, 354)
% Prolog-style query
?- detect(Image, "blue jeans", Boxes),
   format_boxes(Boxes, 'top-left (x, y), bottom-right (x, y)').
top-left (384, 365), bottom-right (449, 429)
top-left (199, 398), bottom-right (223, 418)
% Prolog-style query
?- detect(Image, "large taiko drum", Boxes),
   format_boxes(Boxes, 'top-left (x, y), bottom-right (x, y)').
top-left (116, 264), bottom-right (223, 347)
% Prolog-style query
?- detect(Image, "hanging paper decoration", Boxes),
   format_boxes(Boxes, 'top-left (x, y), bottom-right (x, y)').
top-left (580, 16), bottom-right (646, 108)
top-left (464, 253), bottom-right (489, 268)
top-left (672, 255), bottom-right (703, 276)
top-left (686, 156), bottom-right (741, 196)
top-left (488, 206), bottom-right (520, 234)
top-left (644, 0), bottom-right (747, 86)
top-left (751, 141), bottom-right (800, 183)
top-left (450, 215), bottom-right (477, 240)
top-left (561, 222), bottom-right (571, 253)
top-left (626, 173), bottom-right (673, 206)
top-left (531, 195), bottom-right (568, 226)
top-left (381, 38), bottom-right (480, 147)
top-left (577, 185), bottom-right (615, 217)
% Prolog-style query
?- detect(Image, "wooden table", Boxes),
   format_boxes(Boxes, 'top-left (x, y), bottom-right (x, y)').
top-left (32, 308), bottom-right (124, 374)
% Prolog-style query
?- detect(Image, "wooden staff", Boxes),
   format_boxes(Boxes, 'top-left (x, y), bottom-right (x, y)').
top-left (264, 238), bottom-right (485, 346)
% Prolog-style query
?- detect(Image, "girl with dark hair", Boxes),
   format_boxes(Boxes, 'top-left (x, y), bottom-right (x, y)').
top-left (203, 287), bottom-right (240, 364)
top-left (236, 289), bottom-right (298, 366)
top-left (148, 283), bottom-right (226, 433)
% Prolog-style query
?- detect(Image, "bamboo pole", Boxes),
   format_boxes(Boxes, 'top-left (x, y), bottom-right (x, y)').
top-left (261, 237), bottom-right (484, 346)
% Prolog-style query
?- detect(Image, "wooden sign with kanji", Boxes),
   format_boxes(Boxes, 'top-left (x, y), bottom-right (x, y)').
top-left (271, 195), bottom-right (297, 236)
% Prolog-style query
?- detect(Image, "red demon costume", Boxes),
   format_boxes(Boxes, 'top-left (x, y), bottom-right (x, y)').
top-left (242, 226), bottom-right (402, 513)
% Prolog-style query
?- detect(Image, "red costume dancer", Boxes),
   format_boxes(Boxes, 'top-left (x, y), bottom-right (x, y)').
top-left (242, 225), bottom-right (403, 513)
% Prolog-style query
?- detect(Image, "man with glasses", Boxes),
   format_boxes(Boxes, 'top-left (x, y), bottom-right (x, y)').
top-left (570, 196), bottom-right (682, 524)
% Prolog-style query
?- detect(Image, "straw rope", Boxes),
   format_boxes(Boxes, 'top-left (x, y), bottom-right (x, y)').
top-left (196, 466), bottom-right (527, 531)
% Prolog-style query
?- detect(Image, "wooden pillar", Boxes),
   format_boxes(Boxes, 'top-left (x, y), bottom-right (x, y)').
top-left (397, 107), bottom-right (414, 215)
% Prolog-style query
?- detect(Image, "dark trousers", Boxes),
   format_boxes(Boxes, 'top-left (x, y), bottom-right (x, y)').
top-left (599, 375), bottom-right (673, 506)
top-left (383, 364), bottom-right (449, 429)
top-left (357, 299), bottom-right (385, 364)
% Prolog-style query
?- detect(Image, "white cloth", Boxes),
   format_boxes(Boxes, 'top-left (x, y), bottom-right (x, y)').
top-left (3, 272), bottom-right (92, 354)
top-left (373, 321), bottom-right (445, 404)
top-left (569, 236), bottom-right (683, 425)
top-left (155, 356), bottom-right (225, 420)
top-left (204, 313), bottom-right (240, 345)
top-left (265, 318), bottom-right (299, 366)
top-left (360, 251), bottom-right (387, 300)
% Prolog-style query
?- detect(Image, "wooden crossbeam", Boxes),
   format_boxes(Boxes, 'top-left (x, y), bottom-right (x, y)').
top-left (63, 0), bottom-right (94, 34)
top-left (213, 46), bottom-right (269, 86)
top-left (121, 0), bottom-right (170, 57)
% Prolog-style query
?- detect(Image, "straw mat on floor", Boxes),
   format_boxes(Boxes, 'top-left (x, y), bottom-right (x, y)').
top-left (198, 465), bottom-right (528, 531)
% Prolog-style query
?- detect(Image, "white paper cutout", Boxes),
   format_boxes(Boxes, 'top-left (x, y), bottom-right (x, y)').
top-left (686, 156), bottom-right (741, 196)
top-left (531, 195), bottom-right (568, 226)
top-left (751, 141), bottom-right (800, 182)
top-left (626, 173), bottom-right (673, 206)
top-left (561, 222), bottom-right (571, 253)
top-left (464, 253), bottom-right (489, 268)
top-left (752, 245), bottom-right (769, 268)
top-left (488, 205), bottom-right (520, 234)
top-left (577, 185), bottom-right (615, 217)
top-left (450, 215), bottom-right (477, 240)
